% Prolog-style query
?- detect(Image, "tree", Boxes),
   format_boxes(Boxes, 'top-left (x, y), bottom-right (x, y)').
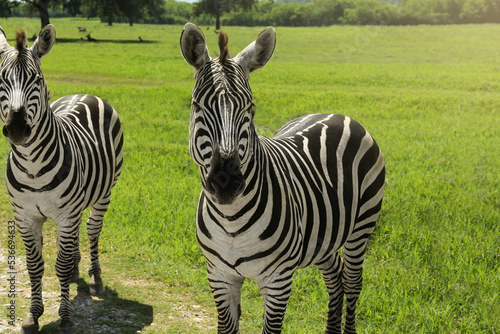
top-left (80, 0), bottom-right (99, 19)
top-left (194, 0), bottom-right (257, 30)
top-left (99, 0), bottom-right (118, 25)
top-left (116, 0), bottom-right (163, 26)
top-left (0, 0), bottom-right (18, 18)
top-left (19, 0), bottom-right (51, 27)
top-left (304, 0), bottom-right (346, 26)
top-left (0, 1), bottom-right (13, 17)
top-left (12, 0), bottom-right (80, 29)
top-left (62, 0), bottom-right (82, 16)
top-left (343, 0), bottom-right (393, 25)
top-left (461, 0), bottom-right (500, 23)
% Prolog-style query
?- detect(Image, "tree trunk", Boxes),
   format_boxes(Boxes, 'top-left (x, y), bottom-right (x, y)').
top-left (36, 0), bottom-right (51, 29)
top-left (215, 15), bottom-right (221, 30)
top-left (107, 15), bottom-right (113, 26)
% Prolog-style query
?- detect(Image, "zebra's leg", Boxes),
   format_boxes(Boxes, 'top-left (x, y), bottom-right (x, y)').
top-left (207, 264), bottom-right (244, 334)
top-left (70, 232), bottom-right (80, 283)
top-left (87, 197), bottom-right (110, 296)
top-left (18, 219), bottom-right (45, 334)
top-left (55, 217), bottom-right (80, 334)
top-left (257, 275), bottom-right (294, 334)
top-left (342, 238), bottom-right (371, 334)
top-left (316, 252), bottom-right (344, 334)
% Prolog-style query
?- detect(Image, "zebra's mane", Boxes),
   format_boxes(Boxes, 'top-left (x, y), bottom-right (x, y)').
top-left (218, 31), bottom-right (229, 65)
top-left (15, 29), bottom-right (27, 52)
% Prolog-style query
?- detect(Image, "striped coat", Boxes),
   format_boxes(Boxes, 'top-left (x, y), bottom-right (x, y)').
top-left (0, 25), bottom-right (122, 334)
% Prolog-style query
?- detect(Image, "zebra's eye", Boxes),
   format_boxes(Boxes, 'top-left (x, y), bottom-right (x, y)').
top-left (245, 104), bottom-right (255, 117)
top-left (192, 100), bottom-right (202, 111)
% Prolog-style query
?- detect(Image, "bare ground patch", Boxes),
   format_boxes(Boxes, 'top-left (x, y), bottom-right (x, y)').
top-left (1, 223), bottom-right (216, 334)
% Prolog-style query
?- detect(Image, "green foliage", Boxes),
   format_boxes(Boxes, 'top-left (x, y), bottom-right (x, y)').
top-left (222, 0), bottom-right (500, 26)
top-left (0, 19), bottom-right (499, 333)
top-left (158, 0), bottom-right (192, 25)
top-left (193, 0), bottom-right (258, 29)
top-left (342, 0), bottom-right (393, 24)
top-left (6, 0), bottom-right (500, 27)
top-left (305, 0), bottom-right (346, 25)
top-left (9, 0), bottom-right (165, 27)
top-left (0, 0), bottom-right (17, 18)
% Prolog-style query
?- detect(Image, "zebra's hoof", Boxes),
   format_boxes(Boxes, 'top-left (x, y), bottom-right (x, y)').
top-left (89, 274), bottom-right (104, 296)
top-left (20, 313), bottom-right (39, 334)
top-left (59, 318), bottom-right (76, 334)
top-left (70, 265), bottom-right (80, 283)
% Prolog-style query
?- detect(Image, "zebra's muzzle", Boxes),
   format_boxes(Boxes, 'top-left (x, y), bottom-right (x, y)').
top-left (205, 146), bottom-right (246, 205)
top-left (3, 106), bottom-right (31, 145)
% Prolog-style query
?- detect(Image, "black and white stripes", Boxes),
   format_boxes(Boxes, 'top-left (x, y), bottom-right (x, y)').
top-left (0, 25), bottom-right (122, 334)
top-left (181, 23), bottom-right (385, 334)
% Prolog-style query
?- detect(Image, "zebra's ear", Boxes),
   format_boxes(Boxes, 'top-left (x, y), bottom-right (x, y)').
top-left (0, 26), bottom-right (12, 56)
top-left (180, 22), bottom-right (211, 72)
top-left (234, 27), bottom-right (276, 77)
top-left (30, 24), bottom-right (56, 63)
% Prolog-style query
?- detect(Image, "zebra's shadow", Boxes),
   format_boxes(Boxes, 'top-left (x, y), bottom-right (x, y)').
top-left (40, 278), bottom-right (154, 334)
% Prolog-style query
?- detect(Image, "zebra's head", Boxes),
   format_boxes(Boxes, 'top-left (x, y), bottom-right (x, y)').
top-left (0, 24), bottom-right (55, 145)
top-left (181, 23), bottom-right (276, 205)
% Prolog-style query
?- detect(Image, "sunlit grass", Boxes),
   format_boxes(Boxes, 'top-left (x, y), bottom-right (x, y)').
top-left (0, 18), bottom-right (498, 333)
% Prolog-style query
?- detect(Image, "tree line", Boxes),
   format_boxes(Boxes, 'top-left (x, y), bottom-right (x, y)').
top-left (1, 0), bottom-right (499, 30)
top-left (0, 0), bottom-right (164, 28)
top-left (221, 0), bottom-right (500, 27)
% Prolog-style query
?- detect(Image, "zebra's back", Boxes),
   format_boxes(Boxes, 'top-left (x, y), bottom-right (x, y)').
top-left (51, 94), bottom-right (123, 209)
top-left (265, 113), bottom-right (385, 267)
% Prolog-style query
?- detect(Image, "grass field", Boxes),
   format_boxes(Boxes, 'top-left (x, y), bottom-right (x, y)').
top-left (0, 18), bottom-right (499, 333)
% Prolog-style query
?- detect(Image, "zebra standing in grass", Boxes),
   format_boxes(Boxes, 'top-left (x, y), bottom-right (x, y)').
top-left (0, 25), bottom-right (123, 334)
top-left (181, 23), bottom-right (385, 334)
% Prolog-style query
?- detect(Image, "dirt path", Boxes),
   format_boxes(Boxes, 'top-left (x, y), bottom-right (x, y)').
top-left (1, 222), bottom-right (216, 334)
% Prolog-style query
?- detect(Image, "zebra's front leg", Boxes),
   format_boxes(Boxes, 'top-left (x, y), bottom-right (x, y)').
top-left (207, 265), bottom-right (244, 334)
top-left (55, 219), bottom-right (80, 334)
top-left (258, 276), bottom-right (294, 334)
top-left (317, 252), bottom-right (344, 334)
top-left (87, 199), bottom-right (110, 296)
top-left (17, 219), bottom-right (45, 334)
top-left (71, 233), bottom-right (80, 283)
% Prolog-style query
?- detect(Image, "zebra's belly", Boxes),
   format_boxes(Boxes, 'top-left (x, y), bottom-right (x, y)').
top-left (6, 161), bottom-right (88, 222)
top-left (8, 185), bottom-right (85, 222)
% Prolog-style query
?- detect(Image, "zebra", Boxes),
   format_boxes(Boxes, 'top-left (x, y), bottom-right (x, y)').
top-left (180, 23), bottom-right (385, 334)
top-left (0, 25), bottom-right (123, 334)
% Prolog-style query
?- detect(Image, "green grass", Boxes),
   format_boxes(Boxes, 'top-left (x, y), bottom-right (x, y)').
top-left (0, 18), bottom-right (499, 333)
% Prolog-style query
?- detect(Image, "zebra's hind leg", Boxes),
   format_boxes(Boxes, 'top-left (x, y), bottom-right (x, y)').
top-left (207, 264), bottom-right (244, 334)
top-left (17, 219), bottom-right (45, 334)
top-left (86, 197), bottom-right (110, 296)
top-left (342, 237), bottom-right (372, 334)
top-left (317, 252), bottom-right (344, 334)
top-left (55, 217), bottom-right (81, 334)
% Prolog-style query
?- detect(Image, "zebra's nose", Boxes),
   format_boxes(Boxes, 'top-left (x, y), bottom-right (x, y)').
top-left (3, 106), bottom-right (31, 145)
top-left (205, 146), bottom-right (245, 204)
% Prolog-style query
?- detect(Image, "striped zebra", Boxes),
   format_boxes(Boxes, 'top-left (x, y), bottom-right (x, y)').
top-left (180, 23), bottom-right (385, 334)
top-left (0, 25), bottom-right (123, 334)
